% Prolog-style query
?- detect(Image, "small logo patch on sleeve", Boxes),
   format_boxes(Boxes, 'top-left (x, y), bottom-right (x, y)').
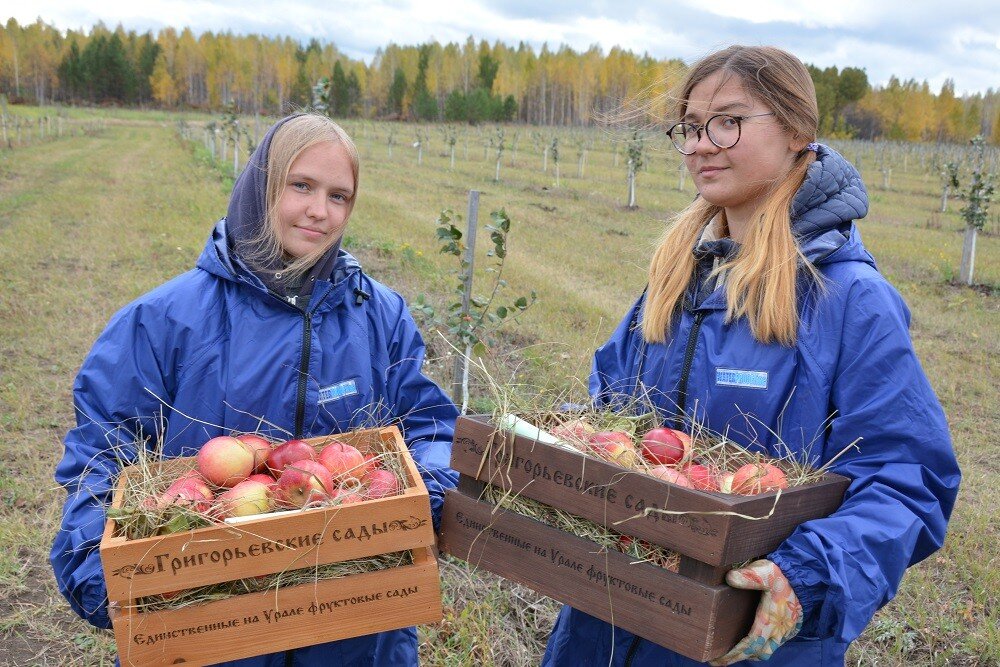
top-left (715, 368), bottom-right (768, 390)
top-left (318, 380), bottom-right (358, 404)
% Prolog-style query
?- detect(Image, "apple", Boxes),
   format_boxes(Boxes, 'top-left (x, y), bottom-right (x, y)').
top-left (617, 534), bottom-right (654, 554)
top-left (215, 479), bottom-right (273, 518)
top-left (360, 453), bottom-right (382, 481)
top-left (141, 470), bottom-right (208, 512)
top-left (266, 439), bottom-right (316, 475)
top-left (317, 441), bottom-right (366, 484)
top-left (364, 469), bottom-right (401, 499)
top-left (731, 462), bottom-right (789, 495)
top-left (196, 436), bottom-right (255, 488)
top-left (158, 589), bottom-right (184, 601)
top-left (648, 465), bottom-right (694, 488)
top-left (640, 427), bottom-right (692, 466)
top-left (236, 434), bottom-right (273, 473)
top-left (164, 469), bottom-right (213, 499)
top-left (247, 473), bottom-right (276, 487)
top-left (550, 419), bottom-right (597, 445)
top-left (333, 488), bottom-right (365, 504)
top-left (275, 460), bottom-right (333, 507)
top-left (587, 431), bottom-right (639, 467)
top-left (684, 463), bottom-right (720, 491)
top-left (157, 477), bottom-right (215, 513)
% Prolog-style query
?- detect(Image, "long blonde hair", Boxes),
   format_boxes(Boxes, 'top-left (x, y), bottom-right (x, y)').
top-left (643, 46), bottom-right (819, 346)
top-left (246, 113), bottom-right (360, 281)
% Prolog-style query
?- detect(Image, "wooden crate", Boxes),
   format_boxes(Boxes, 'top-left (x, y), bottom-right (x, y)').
top-left (100, 426), bottom-right (442, 664)
top-left (100, 425), bottom-right (435, 601)
top-left (111, 546), bottom-right (441, 667)
top-left (440, 414), bottom-right (851, 662)
top-left (451, 414), bottom-right (849, 567)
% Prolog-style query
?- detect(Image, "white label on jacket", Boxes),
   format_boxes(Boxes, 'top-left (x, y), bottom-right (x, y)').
top-left (716, 368), bottom-right (768, 390)
top-left (318, 379), bottom-right (358, 404)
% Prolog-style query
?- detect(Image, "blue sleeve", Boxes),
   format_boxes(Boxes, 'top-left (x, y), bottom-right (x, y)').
top-left (384, 304), bottom-right (459, 532)
top-left (50, 306), bottom-right (168, 630)
top-left (768, 278), bottom-right (961, 643)
top-left (590, 293), bottom-right (646, 407)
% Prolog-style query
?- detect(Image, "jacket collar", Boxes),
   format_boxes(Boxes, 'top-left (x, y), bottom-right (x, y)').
top-left (197, 218), bottom-right (362, 313)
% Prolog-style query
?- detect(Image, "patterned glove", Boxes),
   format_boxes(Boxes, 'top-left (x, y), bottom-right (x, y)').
top-left (709, 559), bottom-right (803, 665)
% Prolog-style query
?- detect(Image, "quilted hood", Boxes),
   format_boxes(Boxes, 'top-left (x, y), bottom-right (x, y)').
top-left (791, 144), bottom-right (869, 266)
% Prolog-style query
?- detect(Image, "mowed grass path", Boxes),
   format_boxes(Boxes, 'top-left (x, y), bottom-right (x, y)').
top-left (0, 120), bottom-right (225, 664)
top-left (0, 115), bottom-right (996, 665)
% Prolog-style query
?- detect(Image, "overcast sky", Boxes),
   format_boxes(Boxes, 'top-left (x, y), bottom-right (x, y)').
top-left (10, 1), bottom-right (1000, 95)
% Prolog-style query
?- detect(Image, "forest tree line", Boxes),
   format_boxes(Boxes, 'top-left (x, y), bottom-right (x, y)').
top-left (1, 17), bottom-right (997, 143)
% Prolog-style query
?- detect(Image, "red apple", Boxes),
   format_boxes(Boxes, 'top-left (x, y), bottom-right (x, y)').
top-left (640, 427), bottom-right (692, 466)
top-left (158, 589), bottom-right (184, 601)
top-left (550, 419), bottom-right (597, 445)
top-left (731, 462), bottom-right (788, 495)
top-left (166, 469), bottom-right (212, 498)
top-left (360, 453), bottom-right (382, 481)
top-left (196, 436), bottom-right (255, 488)
top-left (684, 463), bottom-right (720, 491)
top-left (215, 479), bottom-right (273, 518)
top-left (364, 469), bottom-right (401, 499)
top-left (236, 434), bottom-right (273, 473)
top-left (141, 470), bottom-right (207, 512)
top-left (266, 439), bottom-right (316, 475)
top-left (247, 473), bottom-right (276, 487)
top-left (275, 460), bottom-right (333, 507)
top-left (157, 477), bottom-right (215, 513)
top-left (587, 431), bottom-right (639, 467)
top-left (317, 441), bottom-right (366, 484)
top-left (333, 488), bottom-right (365, 504)
top-left (648, 465), bottom-right (694, 487)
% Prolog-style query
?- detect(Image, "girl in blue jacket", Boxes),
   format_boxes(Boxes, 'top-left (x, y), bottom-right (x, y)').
top-left (543, 46), bottom-right (960, 666)
top-left (51, 113), bottom-right (459, 666)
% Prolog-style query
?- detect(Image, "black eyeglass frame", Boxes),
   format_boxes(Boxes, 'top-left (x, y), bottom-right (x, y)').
top-left (666, 112), bottom-right (776, 154)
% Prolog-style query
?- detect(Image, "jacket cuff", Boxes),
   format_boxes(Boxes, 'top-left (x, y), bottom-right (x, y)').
top-left (768, 549), bottom-right (823, 640)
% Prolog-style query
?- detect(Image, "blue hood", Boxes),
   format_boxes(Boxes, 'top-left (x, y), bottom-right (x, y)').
top-left (224, 113), bottom-right (343, 299)
top-left (792, 144), bottom-right (870, 266)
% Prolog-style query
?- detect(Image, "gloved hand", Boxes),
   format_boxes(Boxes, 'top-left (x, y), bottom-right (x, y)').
top-left (709, 559), bottom-right (802, 665)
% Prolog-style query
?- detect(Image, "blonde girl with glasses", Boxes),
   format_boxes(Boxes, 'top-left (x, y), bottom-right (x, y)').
top-left (543, 45), bottom-right (960, 667)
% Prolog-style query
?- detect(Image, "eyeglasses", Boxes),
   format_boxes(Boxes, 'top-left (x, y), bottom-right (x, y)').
top-left (666, 113), bottom-right (775, 155)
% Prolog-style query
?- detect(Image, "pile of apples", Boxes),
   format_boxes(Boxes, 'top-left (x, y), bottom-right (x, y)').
top-left (550, 420), bottom-right (788, 495)
top-left (145, 434), bottom-right (402, 521)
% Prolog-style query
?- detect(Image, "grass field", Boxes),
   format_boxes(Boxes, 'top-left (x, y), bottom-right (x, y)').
top-left (0, 108), bottom-right (997, 666)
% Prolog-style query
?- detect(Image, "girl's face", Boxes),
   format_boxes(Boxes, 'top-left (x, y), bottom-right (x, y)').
top-left (277, 140), bottom-right (355, 259)
top-left (682, 71), bottom-right (805, 225)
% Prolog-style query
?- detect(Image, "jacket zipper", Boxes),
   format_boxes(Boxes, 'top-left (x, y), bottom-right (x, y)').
top-left (623, 636), bottom-right (641, 667)
top-left (675, 310), bottom-right (707, 428)
top-left (293, 310), bottom-right (312, 438)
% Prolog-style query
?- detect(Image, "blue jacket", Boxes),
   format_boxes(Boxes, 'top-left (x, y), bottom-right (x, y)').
top-left (50, 220), bottom-right (459, 666)
top-left (543, 147), bottom-right (960, 666)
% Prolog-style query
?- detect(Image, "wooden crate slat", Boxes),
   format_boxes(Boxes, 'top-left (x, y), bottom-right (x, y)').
top-left (112, 547), bottom-right (441, 667)
top-left (439, 490), bottom-right (756, 662)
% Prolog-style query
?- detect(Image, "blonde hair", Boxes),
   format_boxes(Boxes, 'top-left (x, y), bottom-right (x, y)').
top-left (246, 113), bottom-right (360, 282)
top-left (643, 46), bottom-right (819, 346)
